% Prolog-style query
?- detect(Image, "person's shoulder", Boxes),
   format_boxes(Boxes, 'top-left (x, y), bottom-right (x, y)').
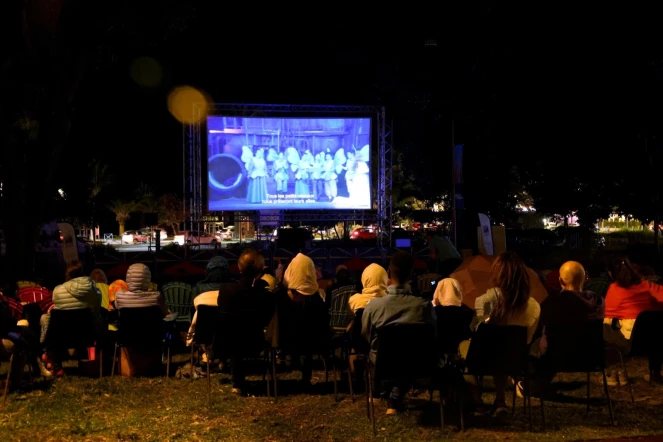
top-left (527, 296), bottom-right (541, 313)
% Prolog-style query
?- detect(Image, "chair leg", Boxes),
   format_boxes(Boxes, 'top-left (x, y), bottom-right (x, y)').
top-left (272, 349), bottom-right (278, 402)
top-left (617, 351), bottom-right (635, 403)
top-left (601, 369), bottom-right (615, 426)
top-left (347, 350), bottom-right (354, 402)
top-left (3, 354), bottom-right (14, 406)
top-left (367, 361), bottom-right (376, 436)
top-left (190, 345), bottom-right (195, 383)
top-left (166, 346), bottom-right (171, 379)
top-left (111, 344), bottom-right (118, 379)
top-left (332, 353), bottom-right (338, 402)
top-left (539, 398), bottom-right (545, 431)
top-left (365, 361), bottom-right (371, 419)
top-left (207, 355), bottom-right (211, 407)
top-left (586, 372), bottom-right (591, 414)
top-left (526, 378), bottom-right (533, 432)
top-left (439, 389), bottom-right (445, 430)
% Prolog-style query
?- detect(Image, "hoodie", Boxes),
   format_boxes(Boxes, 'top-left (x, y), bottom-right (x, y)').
top-left (115, 263), bottom-right (168, 317)
top-left (193, 256), bottom-right (230, 296)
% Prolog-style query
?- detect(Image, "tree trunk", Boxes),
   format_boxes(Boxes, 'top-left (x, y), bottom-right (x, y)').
top-left (119, 222), bottom-right (126, 235)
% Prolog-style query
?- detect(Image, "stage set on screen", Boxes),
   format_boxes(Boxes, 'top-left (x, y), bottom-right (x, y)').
top-left (207, 116), bottom-right (372, 211)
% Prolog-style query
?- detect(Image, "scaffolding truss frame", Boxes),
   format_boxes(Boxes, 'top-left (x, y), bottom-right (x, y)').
top-left (184, 103), bottom-right (392, 247)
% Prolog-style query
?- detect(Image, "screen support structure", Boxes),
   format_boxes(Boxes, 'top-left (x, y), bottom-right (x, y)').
top-left (184, 103), bottom-right (392, 248)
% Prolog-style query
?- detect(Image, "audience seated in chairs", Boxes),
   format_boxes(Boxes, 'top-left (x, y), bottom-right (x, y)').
top-left (361, 251), bottom-right (437, 415)
top-left (460, 251), bottom-right (541, 416)
top-left (114, 264), bottom-right (168, 317)
top-left (526, 261), bottom-right (605, 397)
top-left (432, 278), bottom-right (475, 356)
top-left (187, 257), bottom-right (232, 347)
top-left (217, 248), bottom-right (276, 395)
top-left (602, 255), bottom-right (663, 385)
top-left (325, 265), bottom-right (359, 309)
top-left (348, 264), bottom-right (388, 314)
top-left (41, 262), bottom-right (102, 376)
top-left (277, 252), bottom-right (330, 391)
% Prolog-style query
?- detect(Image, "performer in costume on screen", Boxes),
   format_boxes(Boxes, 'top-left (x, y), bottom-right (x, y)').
top-left (295, 156), bottom-right (311, 197)
top-left (343, 150), bottom-right (356, 198)
top-left (273, 152), bottom-right (288, 194)
top-left (350, 144), bottom-right (370, 206)
top-left (323, 153), bottom-right (338, 202)
top-left (244, 147), bottom-right (268, 203)
top-left (310, 153), bottom-right (324, 201)
top-left (286, 146), bottom-right (300, 185)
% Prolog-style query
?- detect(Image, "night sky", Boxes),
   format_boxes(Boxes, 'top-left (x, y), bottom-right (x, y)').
top-left (53, 3), bottom-right (663, 216)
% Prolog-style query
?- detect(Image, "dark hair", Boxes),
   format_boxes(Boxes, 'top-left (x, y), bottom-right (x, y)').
top-left (389, 251), bottom-right (415, 284)
top-left (606, 255), bottom-right (642, 288)
top-left (65, 261), bottom-right (85, 281)
top-left (335, 268), bottom-right (351, 283)
top-left (490, 251), bottom-right (531, 324)
top-left (238, 248), bottom-right (265, 279)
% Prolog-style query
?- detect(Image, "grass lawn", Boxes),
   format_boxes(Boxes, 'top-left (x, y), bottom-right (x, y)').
top-left (1, 353), bottom-right (662, 441)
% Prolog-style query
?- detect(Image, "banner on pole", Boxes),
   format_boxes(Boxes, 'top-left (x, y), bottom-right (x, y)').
top-left (452, 144), bottom-right (464, 209)
top-left (477, 213), bottom-right (494, 255)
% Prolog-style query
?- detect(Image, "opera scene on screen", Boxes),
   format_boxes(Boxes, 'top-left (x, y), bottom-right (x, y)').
top-left (207, 117), bottom-right (372, 211)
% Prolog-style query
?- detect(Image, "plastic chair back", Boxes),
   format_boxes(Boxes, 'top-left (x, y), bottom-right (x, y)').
top-left (45, 309), bottom-right (98, 350)
top-left (544, 320), bottom-right (605, 372)
top-left (465, 324), bottom-right (528, 376)
top-left (374, 323), bottom-right (437, 383)
top-left (17, 287), bottom-right (52, 304)
top-left (116, 306), bottom-right (165, 349)
top-left (161, 282), bottom-right (194, 323)
top-left (435, 305), bottom-right (474, 355)
top-left (329, 285), bottom-right (356, 330)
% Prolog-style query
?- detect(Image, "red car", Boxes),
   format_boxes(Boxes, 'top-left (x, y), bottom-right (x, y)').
top-left (350, 227), bottom-right (377, 241)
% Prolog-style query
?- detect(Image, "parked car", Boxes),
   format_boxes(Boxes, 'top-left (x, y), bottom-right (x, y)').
top-left (122, 230), bottom-right (151, 244)
top-left (173, 231), bottom-right (221, 246)
top-left (152, 230), bottom-right (168, 241)
top-left (350, 227), bottom-right (377, 241)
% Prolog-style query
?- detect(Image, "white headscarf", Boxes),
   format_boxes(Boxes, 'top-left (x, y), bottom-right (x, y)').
top-left (432, 278), bottom-right (463, 307)
top-left (283, 253), bottom-right (319, 296)
top-left (360, 263), bottom-right (388, 298)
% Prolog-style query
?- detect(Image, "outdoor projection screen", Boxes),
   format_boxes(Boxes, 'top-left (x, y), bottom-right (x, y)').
top-left (207, 116), bottom-right (372, 211)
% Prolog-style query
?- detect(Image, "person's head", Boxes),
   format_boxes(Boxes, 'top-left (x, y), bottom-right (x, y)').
top-left (256, 149), bottom-right (264, 159)
top-left (325, 153), bottom-right (332, 161)
top-left (65, 261), bottom-right (85, 281)
top-left (204, 256), bottom-right (230, 282)
top-left (606, 255), bottom-right (642, 288)
top-left (283, 253), bottom-right (318, 295)
top-left (89, 268), bottom-right (108, 284)
top-left (361, 263), bottom-right (388, 296)
top-left (126, 263), bottom-right (152, 292)
top-left (335, 265), bottom-right (351, 284)
top-left (389, 251), bottom-right (415, 285)
top-left (491, 251), bottom-right (530, 322)
top-left (238, 248), bottom-right (265, 280)
top-left (559, 261), bottom-right (586, 292)
top-left (278, 152), bottom-right (284, 160)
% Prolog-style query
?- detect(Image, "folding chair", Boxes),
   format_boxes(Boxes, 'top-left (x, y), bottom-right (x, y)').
top-left (44, 309), bottom-right (103, 378)
top-left (328, 285), bottom-right (357, 401)
top-left (618, 310), bottom-right (663, 402)
top-left (110, 306), bottom-right (173, 378)
top-left (464, 324), bottom-right (543, 431)
top-left (545, 320), bottom-right (614, 425)
top-left (366, 323), bottom-right (441, 436)
top-left (190, 306), bottom-right (220, 405)
top-left (17, 287), bottom-right (52, 304)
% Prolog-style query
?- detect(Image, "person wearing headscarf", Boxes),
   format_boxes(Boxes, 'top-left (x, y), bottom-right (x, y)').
top-left (279, 253), bottom-right (330, 388)
top-left (186, 256), bottom-right (232, 346)
top-left (115, 264), bottom-right (168, 317)
top-left (432, 278), bottom-right (463, 307)
top-left (348, 263), bottom-right (388, 313)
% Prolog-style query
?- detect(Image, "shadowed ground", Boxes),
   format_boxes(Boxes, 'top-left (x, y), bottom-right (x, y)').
top-left (1, 353), bottom-right (662, 441)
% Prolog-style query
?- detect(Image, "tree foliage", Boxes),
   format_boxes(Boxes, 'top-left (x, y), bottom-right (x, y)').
top-left (157, 194), bottom-right (187, 234)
